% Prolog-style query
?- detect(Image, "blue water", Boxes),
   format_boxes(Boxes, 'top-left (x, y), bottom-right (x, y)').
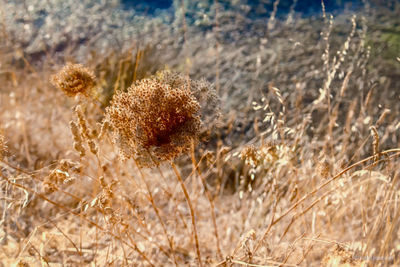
top-left (121, 0), bottom-right (173, 14)
top-left (121, 0), bottom-right (364, 17)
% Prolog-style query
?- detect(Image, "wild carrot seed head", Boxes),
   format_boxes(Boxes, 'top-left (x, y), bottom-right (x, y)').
top-left (106, 71), bottom-right (217, 167)
top-left (155, 71), bottom-right (220, 134)
top-left (51, 63), bottom-right (96, 97)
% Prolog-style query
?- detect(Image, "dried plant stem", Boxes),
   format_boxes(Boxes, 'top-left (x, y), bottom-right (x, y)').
top-left (154, 165), bottom-right (190, 231)
top-left (134, 160), bottom-right (179, 267)
top-left (0, 172), bottom-right (155, 267)
top-left (251, 201), bottom-right (276, 255)
top-left (147, 152), bottom-right (191, 233)
top-left (252, 148), bottom-right (400, 255)
top-left (0, 159), bottom-right (82, 202)
top-left (171, 162), bottom-right (203, 267)
top-left (365, 167), bottom-right (400, 256)
top-left (49, 220), bottom-right (82, 257)
top-left (370, 126), bottom-right (380, 163)
top-left (190, 143), bottom-right (222, 259)
top-left (217, 258), bottom-right (297, 267)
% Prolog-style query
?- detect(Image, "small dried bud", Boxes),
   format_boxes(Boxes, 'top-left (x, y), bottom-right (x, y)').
top-left (51, 63), bottom-right (96, 97)
top-left (318, 160), bottom-right (330, 179)
top-left (370, 126), bottom-right (380, 163)
top-left (0, 134), bottom-right (7, 160)
top-left (70, 121), bottom-right (82, 142)
top-left (241, 229), bottom-right (256, 255)
top-left (43, 181), bottom-right (58, 194)
top-left (240, 145), bottom-right (259, 166)
top-left (16, 260), bottom-right (30, 267)
top-left (75, 105), bottom-right (90, 140)
top-left (98, 120), bottom-right (110, 140)
top-left (88, 140), bottom-right (98, 155)
top-left (290, 184), bottom-right (298, 202)
top-left (203, 150), bottom-right (215, 166)
top-left (73, 141), bottom-right (86, 157)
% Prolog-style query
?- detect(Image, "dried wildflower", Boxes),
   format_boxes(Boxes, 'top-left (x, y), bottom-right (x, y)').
top-left (106, 71), bottom-right (218, 167)
top-left (51, 63), bottom-right (96, 97)
top-left (74, 105), bottom-right (91, 139)
top-left (98, 120), bottom-right (110, 139)
top-left (203, 150), bottom-right (215, 166)
top-left (370, 126), bottom-right (380, 163)
top-left (0, 134), bottom-right (7, 160)
top-left (240, 145), bottom-right (260, 166)
top-left (155, 71), bottom-right (220, 133)
top-left (318, 160), bottom-right (331, 179)
top-left (321, 245), bottom-right (363, 267)
top-left (88, 140), bottom-right (98, 155)
top-left (240, 229), bottom-right (257, 259)
top-left (70, 121), bottom-right (82, 142)
top-left (43, 159), bottom-right (80, 193)
top-left (15, 260), bottom-right (30, 267)
top-left (73, 142), bottom-right (86, 157)
top-left (70, 121), bottom-right (86, 156)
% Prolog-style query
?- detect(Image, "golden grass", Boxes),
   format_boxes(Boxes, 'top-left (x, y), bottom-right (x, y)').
top-left (0, 2), bottom-right (400, 267)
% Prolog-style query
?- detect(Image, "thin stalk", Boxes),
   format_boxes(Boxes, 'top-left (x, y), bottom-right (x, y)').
top-left (0, 172), bottom-right (155, 267)
top-left (190, 142), bottom-right (222, 258)
top-left (134, 160), bottom-right (179, 267)
top-left (171, 162), bottom-right (203, 267)
top-left (252, 148), bottom-right (400, 255)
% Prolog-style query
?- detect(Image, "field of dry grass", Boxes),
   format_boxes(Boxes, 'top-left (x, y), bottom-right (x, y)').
top-left (0, 0), bottom-right (400, 266)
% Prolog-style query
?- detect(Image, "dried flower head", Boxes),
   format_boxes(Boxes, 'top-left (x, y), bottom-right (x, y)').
top-left (0, 134), bottom-right (6, 160)
top-left (318, 160), bottom-right (331, 179)
top-left (240, 145), bottom-right (260, 166)
top-left (154, 71), bottom-right (220, 133)
top-left (51, 63), bottom-right (96, 97)
top-left (106, 71), bottom-right (217, 167)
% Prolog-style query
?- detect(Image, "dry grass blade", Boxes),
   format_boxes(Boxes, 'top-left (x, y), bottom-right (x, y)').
top-left (253, 148), bottom-right (400, 255)
top-left (0, 173), bottom-right (155, 267)
top-left (1, 2), bottom-right (400, 266)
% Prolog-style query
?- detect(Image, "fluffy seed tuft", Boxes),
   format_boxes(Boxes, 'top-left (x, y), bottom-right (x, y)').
top-left (51, 63), bottom-right (96, 97)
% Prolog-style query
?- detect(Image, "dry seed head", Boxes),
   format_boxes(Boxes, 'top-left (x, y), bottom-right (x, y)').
top-left (106, 71), bottom-right (217, 167)
top-left (155, 70), bottom-right (221, 133)
top-left (203, 150), bottom-right (215, 166)
top-left (370, 126), bottom-right (380, 162)
top-left (240, 145), bottom-right (260, 166)
top-left (74, 105), bottom-right (91, 140)
top-left (69, 121), bottom-right (82, 142)
top-left (318, 160), bottom-right (331, 179)
top-left (43, 160), bottom-right (80, 193)
top-left (73, 141), bottom-right (86, 157)
top-left (240, 229), bottom-right (256, 257)
top-left (98, 120), bottom-right (110, 139)
top-left (321, 245), bottom-right (363, 267)
top-left (88, 140), bottom-right (98, 155)
top-left (51, 63), bottom-right (96, 97)
top-left (16, 260), bottom-right (30, 267)
top-left (290, 184), bottom-right (298, 202)
top-left (0, 134), bottom-right (7, 160)
top-left (376, 108), bottom-right (390, 126)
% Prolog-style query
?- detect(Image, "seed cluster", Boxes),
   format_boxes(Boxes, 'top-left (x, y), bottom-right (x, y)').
top-left (155, 71), bottom-right (220, 134)
top-left (106, 71), bottom-right (211, 167)
top-left (0, 134), bottom-right (6, 160)
top-left (51, 63), bottom-right (96, 97)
